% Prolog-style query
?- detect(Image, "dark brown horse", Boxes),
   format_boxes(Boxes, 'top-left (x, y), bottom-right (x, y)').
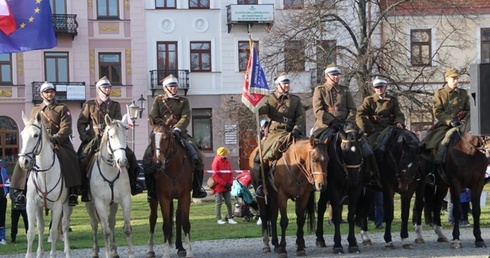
top-left (315, 121), bottom-right (366, 254)
top-left (146, 119), bottom-right (194, 258)
top-left (415, 126), bottom-right (489, 249)
top-left (249, 136), bottom-right (328, 257)
top-left (376, 128), bottom-right (421, 249)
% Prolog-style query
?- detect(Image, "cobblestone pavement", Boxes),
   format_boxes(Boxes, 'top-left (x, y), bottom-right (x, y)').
top-left (1, 227), bottom-right (489, 258)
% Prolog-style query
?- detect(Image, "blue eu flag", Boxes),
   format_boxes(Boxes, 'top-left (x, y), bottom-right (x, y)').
top-left (0, 0), bottom-right (57, 53)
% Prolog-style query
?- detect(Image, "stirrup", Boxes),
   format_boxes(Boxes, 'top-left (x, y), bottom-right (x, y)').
top-left (68, 194), bottom-right (78, 206)
top-left (131, 182), bottom-right (144, 196)
top-left (255, 185), bottom-right (264, 198)
top-left (81, 190), bottom-right (92, 202)
top-left (192, 187), bottom-right (207, 198)
top-left (426, 173), bottom-right (436, 186)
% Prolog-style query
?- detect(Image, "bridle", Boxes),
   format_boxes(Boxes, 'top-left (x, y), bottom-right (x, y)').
top-left (338, 129), bottom-right (363, 175)
top-left (18, 123), bottom-right (56, 172)
top-left (457, 129), bottom-right (490, 155)
top-left (153, 130), bottom-right (179, 170)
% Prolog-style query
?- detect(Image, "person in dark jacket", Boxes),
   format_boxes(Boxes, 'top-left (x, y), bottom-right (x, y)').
top-left (212, 147), bottom-right (237, 225)
top-left (0, 159), bottom-right (9, 245)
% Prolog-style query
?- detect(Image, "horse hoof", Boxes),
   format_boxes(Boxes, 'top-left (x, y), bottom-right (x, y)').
top-left (332, 247), bottom-right (344, 254)
top-left (146, 251), bottom-right (156, 258)
top-left (348, 246), bottom-right (360, 253)
top-left (437, 237), bottom-right (448, 243)
top-left (262, 246), bottom-right (271, 253)
top-left (384, 243), bottom-right (395, 250)
top-left (278, 252), bottom-right (288, 258)
top-left (92, 256), bottom-right (99, 258)
top-left (296, 250), bottom-right (306, 256)
top-left (112, 256), bottom-right (120, 258)
top-left (274, 247), bottom-right (281, 253)
top-left (362, 240), bottom-right (372, 247)
top-left (316, 240), bottom-right (327, 248)
top-left (452, 242), bottom-right (462, 249)
top-left (414, 238), bottom-right (425, 244)
top-left (475, 241), bottom-right (487, 248)
top-left (177, 250), bottom-right (186, 257)
top-left (402, 243), bottom-right (413, 249)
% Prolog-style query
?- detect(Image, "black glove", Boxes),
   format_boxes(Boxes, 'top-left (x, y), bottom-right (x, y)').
top-left (329, 119), bottom-right (342, 130)
top-left (291, 129), bottom-right (301, 139)
top-left (225, 183), bottom-right (232, 190)
top-left (173, 130), bottom-right (182, 139)
top-left (450, 118), bottom-right (461, 127)
top-left (50, 138), bottom-right (58, 145)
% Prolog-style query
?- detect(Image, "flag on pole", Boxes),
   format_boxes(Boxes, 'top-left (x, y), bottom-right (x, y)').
top-left (126, 104), bottom-right (134, 128)
top-left (0, 0), bottom-right (57, 53)
top-left (241, 42), bottom-right (269, 113)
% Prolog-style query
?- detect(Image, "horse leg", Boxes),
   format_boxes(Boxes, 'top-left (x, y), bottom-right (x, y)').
top-left (414, 181), bottom-right (427, 244)
top-left (25, 203), bottom-right (37, 258)
top-left (294, 194), bottom-right (308, 256)
top-left (346, 189), bottom-right (361, 253)
top-left (450, 189), bottom-right (464, 248)
top-left (49, 207), bottom-right (60, 258)
top-left (120, 198), bottom-right (134, 258)
top-left (175, 200), bottom-right (185, 257)
top-left (471, 188), bottom-right (486, 248)
top-left (179, 197), bottom-right (193, 258)
top-left (35, 207), bottom-right (45, 258)
top-left (108, 203), bottom-right (119, 258)
top-left (331, 196), bottom-right (344, 254)
top-left (315, 191), bottom-right (328, 248)
top-left (147, 199), bottom-right (158, 258)
top-left (358, 188), bottom-right (375, 247)
top-left (160, 198), bottom-right (172, 258)
top-left (400, 187), bottom-right (415, 249)
top-left (277, 195), bottom-right (288, 258)
top-left (382, 190), bottom-right (395, 250)
top-left (85, 201), bottom-right (100, 258)
top-left (61, 203), bottom-right (73, 258)
top-left (257, 197), bottom-right (271, 253)
top-left (94, 200), bottom-right (112, 258)
top-left (432, 185), bottom-right (448, 243)
top-left (269, 199), bottom-right (280, 253)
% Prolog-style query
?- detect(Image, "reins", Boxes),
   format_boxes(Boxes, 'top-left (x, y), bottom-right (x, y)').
top-left (457, 129), bottom-right (489, 154)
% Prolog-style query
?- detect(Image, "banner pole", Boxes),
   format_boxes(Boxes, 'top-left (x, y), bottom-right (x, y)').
top-left (255, 112), bottom-right (268, 204)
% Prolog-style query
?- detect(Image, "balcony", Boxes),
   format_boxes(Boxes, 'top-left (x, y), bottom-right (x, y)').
top-left (149, 69), bottom-right (190, 97)
top-left (32, 81), bottom-right (86, 104)
top-left (52, 14), bottom-right (78, 39)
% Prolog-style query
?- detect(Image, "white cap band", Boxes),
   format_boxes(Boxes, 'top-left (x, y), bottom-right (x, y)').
top-left (324, 66), bottom-right (341, 74)
top-left (275, 75), bottom-right (290, 84)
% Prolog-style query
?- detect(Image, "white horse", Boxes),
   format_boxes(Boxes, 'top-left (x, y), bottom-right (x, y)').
top-left (85, 114), bottom-right (134, 258)
top-left (19, 111), bottom-right (72, 258)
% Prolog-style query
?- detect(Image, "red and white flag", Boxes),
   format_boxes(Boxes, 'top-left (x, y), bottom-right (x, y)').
top-left (0, 0), bottom-right (16, 35)
top-left (241, 41), bottom-right (269, 113)
top-left (126, 104), bottom-right (134, 128)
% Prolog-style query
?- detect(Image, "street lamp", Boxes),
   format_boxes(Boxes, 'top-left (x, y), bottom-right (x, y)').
top-left (137, 94), bottom-right (146, 118)
top-left (129, 101), bottom-right (140, 150)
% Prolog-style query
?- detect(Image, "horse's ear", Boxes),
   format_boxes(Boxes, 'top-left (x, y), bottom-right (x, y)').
top-left (149, 117), bottom-right (155, 127)
top-left (35, 111), bottom-right (43, 123)
top-left (22, 111), bottom-right (30, 125)
top-left (310, 135), bottom-right (317, 147)
top-left (104, 114), bottom-right (112, 127)
top-left (121, 114), bottom-right (129, 126)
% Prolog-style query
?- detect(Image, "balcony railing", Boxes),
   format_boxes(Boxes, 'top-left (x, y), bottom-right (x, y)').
top-left (149, 69), bottom-right (190, 97)
top-left (32, 81), bottom-right (86, 103)
top-left (52, 14), bottom-right (78, 39)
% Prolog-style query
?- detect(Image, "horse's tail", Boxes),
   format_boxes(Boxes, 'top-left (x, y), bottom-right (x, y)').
top-left (306, 190), bottom-right (316, 232)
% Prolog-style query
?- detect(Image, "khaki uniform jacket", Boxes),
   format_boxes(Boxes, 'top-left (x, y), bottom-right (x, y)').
top-left (356, 93), bottom-right (405, 143)
top-left (12, 101), bottom-right (81, 189)
top-left (258, 92), bottom-right (305, 136)
top-left (150, 94), bottom-right (190, 134)
top-left (313, 83), bottom-right (357, 132)
top-left (423, 85), bottom-right (470, 149)
top-left (77, 98), bottom-right (122, 143)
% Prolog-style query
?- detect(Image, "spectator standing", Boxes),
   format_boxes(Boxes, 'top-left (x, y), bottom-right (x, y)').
top-left (9, 188), bottom-right (28, 243)
top-left (212, 147), bottom-right (237, 225)
top-left (0, 159), bottom-right (9, 245)
top-left (448, 188), bottom-right (471, 227)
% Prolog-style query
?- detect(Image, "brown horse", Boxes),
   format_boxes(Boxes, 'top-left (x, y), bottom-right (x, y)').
top-left (250, 136), bottom-right (328, 257)
top-left (415, 126), bottom-right (489, 249)
top-left (146, 119), bottom-right (194, 258)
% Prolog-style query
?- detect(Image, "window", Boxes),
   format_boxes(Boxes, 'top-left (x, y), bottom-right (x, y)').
top-left (157, 42), bottom-right (178, 81)
top-left (284, 40), bottom-right (305, 72)
top-left (192, 109), bottom-right (212, 151)
top-left (0, 116), bottom-right (19, 165)
top-left (190, 41), bottom-right (211, 72)
top-left (98, 0), bottom-right (119, 19)
top-left (44, 52), bottom-right (69, 83)
top-left (238, 0), bottom-right (258, 4)
top-left (316, 40), bottom-right (336, 83)
top-left (284, 0), bottom-right (303, 9)
top-left (99, 53), bottom-right (122, 85)
top-left (156, 0), bottom-right (176, 9)
top-left (410, 29), bottom-right (432, 66)
top-left (189, 0), bottom-right (209, 8)
top-left (481, 28), bottom-right (490, 63)
top-left (238, 41), bottom-right (258, 71)
top-left (50, 0), bottom-right (66, 14)
top-left (0, 54), bottom-right (12, 85)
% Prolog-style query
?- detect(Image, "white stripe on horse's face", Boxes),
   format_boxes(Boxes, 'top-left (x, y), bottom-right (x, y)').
top-left (350, 146), bottom-right (356, 152)
top-left (107, 122), bottom-right (128, 169)
top-left (155, 132), bottom-right (162, 159)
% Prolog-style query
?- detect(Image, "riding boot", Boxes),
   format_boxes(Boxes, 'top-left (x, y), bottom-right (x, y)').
top-left (253, 152), bottom-right (265, 198)
top-left (126, 148), bottom-right (143, 196)
top-left (192, 169), bottom-right (207, 198)
top-left (183, 140), bottom-right (201, 166)
top-left (142, 145), bottom-right (156, 174)
top-left (68, 187), bottom-right (78, 206)
top-left (80, 150), bottom-right (95, 202)
top-left (145, 173), bottom-right (157, 202)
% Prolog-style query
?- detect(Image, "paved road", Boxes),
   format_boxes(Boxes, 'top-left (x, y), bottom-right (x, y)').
top-left (1, 227), bottom-right (489, 258)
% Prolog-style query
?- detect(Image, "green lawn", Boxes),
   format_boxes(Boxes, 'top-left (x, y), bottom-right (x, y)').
top-left (2, 186), bottom-right (490, 255)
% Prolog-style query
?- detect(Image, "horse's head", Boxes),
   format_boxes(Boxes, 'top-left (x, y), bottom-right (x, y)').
top-left (102, 114), bottom-right (129, 169)
top-left (18, 111), bottom-right (50, 170)
top-left (393, 129), bottom-right (420, 193)
top-left (338, 121), bottom-right (364, 185)
top-left (150, 121), bottom-right (174, 168)
top-left (307, 136), bottom-right (329, 191)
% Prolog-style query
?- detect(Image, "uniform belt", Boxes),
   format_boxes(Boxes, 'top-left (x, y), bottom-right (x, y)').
top-left (92, 124), bottom-right (104, 129)
top-left (327, 107), bottom-right (347, 112)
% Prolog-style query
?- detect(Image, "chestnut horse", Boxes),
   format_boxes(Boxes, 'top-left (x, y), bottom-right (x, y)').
top-left (146, 119), bottom-right (194, 258)
top-left (415, 125), bottom-right (489, 249)
top-left (250, 136), bottom-right (328, 258)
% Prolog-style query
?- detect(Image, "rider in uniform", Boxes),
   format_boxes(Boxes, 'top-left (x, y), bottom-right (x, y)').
top-left (253, 73), bottom-right (306, 197)
top-left (77, 76), bottom-right (143, 202)
top-left (142, 74), bottom-right (207, 201)
top-left (11, 82), bottom-right (81, 206)
top-left (422, 68), bottom-right (470, 182)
